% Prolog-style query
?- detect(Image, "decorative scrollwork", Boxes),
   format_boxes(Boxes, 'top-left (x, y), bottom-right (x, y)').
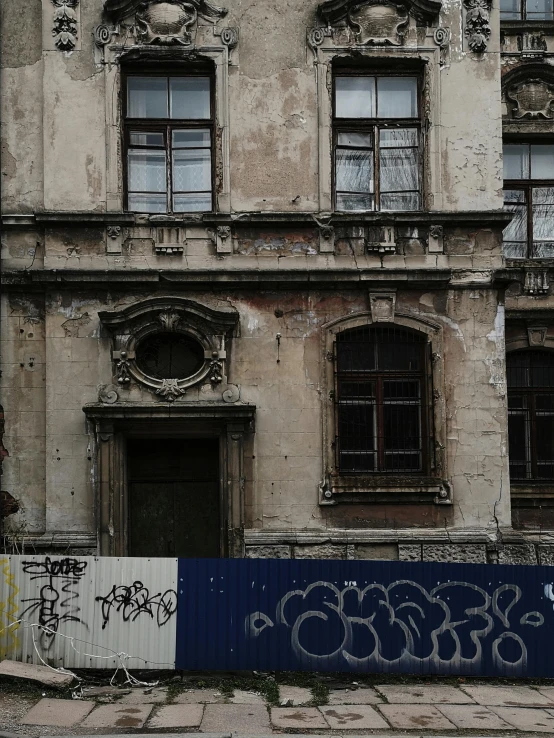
top-left (98, 384), bottom-right (119, 404)
top-left (433, 26), bottom-right (450, 46)
top-left (95, 23), bottom-right (115, 46)
top-left (220, 27), bottom-right (239, 49)
top-left (115, 352), bottom-right (131, 384)
top-left (308, 27), bottom-right (327, 49)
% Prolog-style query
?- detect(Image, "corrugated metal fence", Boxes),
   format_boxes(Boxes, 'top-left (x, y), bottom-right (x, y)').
top-left (2, 555), bottom-right (554, 676)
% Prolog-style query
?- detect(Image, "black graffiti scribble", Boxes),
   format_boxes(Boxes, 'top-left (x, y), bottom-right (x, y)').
top-left (96, 581), bottom-right (177, 629)
top-left (20, 557), bottom-right (88, 645)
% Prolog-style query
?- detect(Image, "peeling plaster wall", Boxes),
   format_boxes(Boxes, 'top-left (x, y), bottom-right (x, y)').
top-left (4, 288), bottom-right (509, 541)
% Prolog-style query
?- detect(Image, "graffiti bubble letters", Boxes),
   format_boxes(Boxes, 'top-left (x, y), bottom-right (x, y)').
top-left (96, 581), bottom-right (177, 629)
top-left (20, 557), bottom-right (88, 648)
top-left (245, 579), bottom-right (545, 675)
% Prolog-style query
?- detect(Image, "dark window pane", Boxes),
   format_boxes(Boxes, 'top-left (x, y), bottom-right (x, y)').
top-left (336, 339), bottom-right (376, 372)
top-left (336, 193), bottom-right (374, 211)
top-left (339, 381), bottom-right (376, 399)
top-left (173, 129), bottom-right (211, 148)
top-left (532, 187), bottom-right (554, 257)
top-left (130, 131), bottom-right (164, 147)
top-left (173, 149), bottom-right (211, 192)
top-left (128, 193), bottom-right (167, 213)
top-left (170, 77), bottom-right (210, 119)
top-left (384, 452), bottom-right (421, 471)
top-left (380, 128), bottom-right (418, 148)
top-left (377, 77), bottom-right (418, 118)
top-left (128, 150), bottom-right (167, 192)
top-left (526, 0), bottom-right (553, 18)
top-left (379, 146), bottom-right (419, 193)
top-left (337, 132), bottom-right (372, 147)
top-left (501, 0), bottom-right (521, 17)
top-left (503, 189), bottom-right (527, 257)
top-left (531, 145), bottom-right (554, 178)
top-left (136, 333), bottom-right (205, 380)
top-left (335, 77), bottom-right (376, 118)
top-left (338, 405), bottom-right (375, 451)
top-left (173, 193), bottom-right (212, 212)
top-left (128, 77), bottom-right (168, 118)
top-left (384, 406), bottom-right (420, 450)
top-left (380, 192), bottom-right (420, 211)
top-left (508, 412), bottom-right (530, 463)
top-left (336, 148), bottom-right (373, 193)
top-left (504, 144), bottom-right (530, 180)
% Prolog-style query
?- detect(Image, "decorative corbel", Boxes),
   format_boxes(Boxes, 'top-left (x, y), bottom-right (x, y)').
top-left (428, 224), bottom-right (444, 253)
top-left (210, 225), bottom-right (233, 254)
top-left (319, 225), bottom-right (335, 253)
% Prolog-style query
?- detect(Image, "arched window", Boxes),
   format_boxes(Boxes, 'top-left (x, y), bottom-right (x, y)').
top-left (508, 350), bottom-right (554, 480)
top-left (335, 324), bottom-right (430, 473)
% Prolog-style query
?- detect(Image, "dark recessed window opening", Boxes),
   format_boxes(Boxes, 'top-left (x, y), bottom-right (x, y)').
top-left (500, 0), bottom-right (553, 21)
top-left (335, 324), bottom-right (430, 473)
top-left (136, 333), bottom-right (205, 380)
top-left (508, 350), bottom-right (554, 481)
top-left (125, 73), bottom-right (214, 214)
top-left (333, 73), bottom-right (421, 212)
top-left (503, 143), bottom-right (554, 258)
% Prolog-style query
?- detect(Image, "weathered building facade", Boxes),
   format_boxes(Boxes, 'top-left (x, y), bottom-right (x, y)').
top-left (1, 0), bottom-right (553, 564)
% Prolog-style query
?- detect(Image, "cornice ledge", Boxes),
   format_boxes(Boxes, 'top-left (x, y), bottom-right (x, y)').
top-left (317, 0), bottom-right (442, 25)
top-left (244, 528), bottom-right (498, 545)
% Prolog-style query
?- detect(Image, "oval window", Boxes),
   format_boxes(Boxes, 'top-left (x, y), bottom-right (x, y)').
top-left (136, 333), bottom-right (204, 380)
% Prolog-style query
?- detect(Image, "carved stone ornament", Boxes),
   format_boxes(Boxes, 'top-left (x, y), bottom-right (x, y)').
top-left (464, 0), bottom-right (491, 53)
top-left (528, 326), bottom-right (548, 347)
top-left (98, 384), bottom-right (120, 404)
top-left (524, 269), bottom-right (549, 295)
top-left (348, 3), bottom-right (409, 45)
top-left (369, 292), bottom-right (396, 322)
top-left (99, 297), bottom-right (239, 402)
top-left (507, 79), bottom-right (554, 120)
top-left (52, 0), bottom-right (80, 51)
top-left (136, 1), bottom-right (198, 45)
top-left (518, 32), bottom-right (547, 57)
top-left (317, 0), bottom-right (442, 27)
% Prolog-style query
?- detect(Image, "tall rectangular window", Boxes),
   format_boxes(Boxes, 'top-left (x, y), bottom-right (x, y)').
top-left (334, 325), bottom-right (430, 473)
top-left (333, 73), bottom-right (421, 212)
top-left (503, 143), bottom-right (554, 258)
top-left (125, 73), bottom-right (214, 213)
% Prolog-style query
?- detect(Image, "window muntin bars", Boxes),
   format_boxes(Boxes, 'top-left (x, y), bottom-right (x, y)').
top-left (125, 74), bottom-right (214, 214)
top-left (500, 0), bottom-right (553, 21)
top-left (334, 324), bottom-right (430, 473)
top-left (333, 74), bottom-right (422, 213)
top-left (503, 143), bottom-right (554, 258)
top-left (508, 350), bottom-right (554, 481)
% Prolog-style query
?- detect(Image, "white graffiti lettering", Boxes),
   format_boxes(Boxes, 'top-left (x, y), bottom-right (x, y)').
top-left (245, 579), bottom-right (546, 674)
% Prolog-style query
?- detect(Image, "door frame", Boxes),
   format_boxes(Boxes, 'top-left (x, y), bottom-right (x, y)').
top-left (83, 403), bottom-right (256, 557)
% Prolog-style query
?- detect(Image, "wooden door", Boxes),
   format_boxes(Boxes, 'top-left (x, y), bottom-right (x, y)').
top-left (127, 438), bottom-right (220, 557)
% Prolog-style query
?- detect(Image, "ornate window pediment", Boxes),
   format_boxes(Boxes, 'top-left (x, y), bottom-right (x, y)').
top-left (312, 0), bottom-right (442, 48)
top-left (99, 298), bottom-right (240, 403)
top-left (99, 0), bottom-right (237, 50)
top-left (503, 65), bottom-right (554, 120)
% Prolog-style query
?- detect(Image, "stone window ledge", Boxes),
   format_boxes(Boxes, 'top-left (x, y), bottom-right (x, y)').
top-left (323, 475), bottom-right (451, 505)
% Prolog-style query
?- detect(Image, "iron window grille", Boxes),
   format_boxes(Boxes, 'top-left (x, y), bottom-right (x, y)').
top-left (124, 70), bottom-right (215, 214)
top-left (334, 324), bottom-right (433, 474)
top-left (332, 72), bottom-right (422, 212)
top-left (508, 350), bottom-right (554, 481)
top-left (503, 143), bottom-right (554, 258)
top-left (500, 0), bottom-right (553, 20)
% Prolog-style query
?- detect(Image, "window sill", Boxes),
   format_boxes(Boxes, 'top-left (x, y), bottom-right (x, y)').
top-left (511, 483), bottom-right (554, 505)
top-left (322, 474), bottom-right (451, 505)
top-left (501, 20), bottom-right (554, 31)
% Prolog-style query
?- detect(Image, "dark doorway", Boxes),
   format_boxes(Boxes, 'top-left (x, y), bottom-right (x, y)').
top-left (127, 438), bottom-right (220, 557)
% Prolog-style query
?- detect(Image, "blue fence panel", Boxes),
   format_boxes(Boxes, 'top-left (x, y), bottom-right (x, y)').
top-left (176, 558), bottom-right (554, 676)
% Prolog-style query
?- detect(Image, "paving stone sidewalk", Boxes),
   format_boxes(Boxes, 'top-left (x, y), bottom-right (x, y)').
top-left (14, 683), bottom-right (554, 735)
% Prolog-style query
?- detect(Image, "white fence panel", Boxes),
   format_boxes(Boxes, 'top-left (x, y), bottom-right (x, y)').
top-left (0, 555), bottom-right (177, 669)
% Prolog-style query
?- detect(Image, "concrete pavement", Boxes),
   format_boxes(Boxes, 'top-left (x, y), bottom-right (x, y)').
top-left (11, 682), bottom-right (554, 736)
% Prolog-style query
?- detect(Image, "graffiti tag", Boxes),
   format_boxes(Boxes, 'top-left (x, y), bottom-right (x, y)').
top-left (96, 581), bottom-right (177, 629)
